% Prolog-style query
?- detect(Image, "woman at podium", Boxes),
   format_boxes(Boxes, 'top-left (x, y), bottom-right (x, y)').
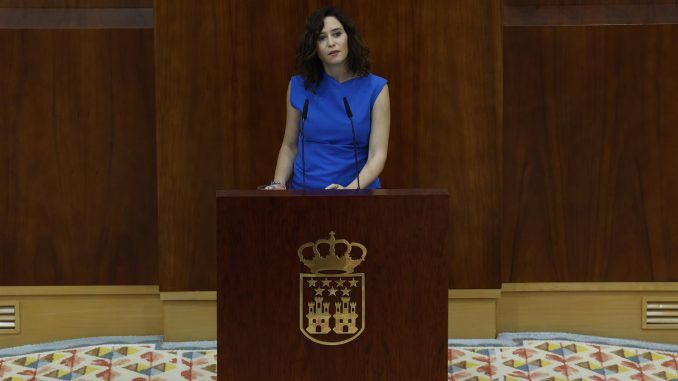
top-left (266, 7), bottom-right (390, 190)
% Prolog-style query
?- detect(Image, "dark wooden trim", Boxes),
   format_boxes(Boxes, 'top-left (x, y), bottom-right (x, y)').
top-left (0, 0), bottom-right (151, 7)
top-left (504, 4), bottom-right (678, 26)
top-left (0, 8), bottom-right (152, 28)
top-left (215, 189), bottom-right (450, 198)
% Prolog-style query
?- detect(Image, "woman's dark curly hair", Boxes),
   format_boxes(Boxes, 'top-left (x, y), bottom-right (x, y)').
top-left (296, 7), bottom-right (370, 90)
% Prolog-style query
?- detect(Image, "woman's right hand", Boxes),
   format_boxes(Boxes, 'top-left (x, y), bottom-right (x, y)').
top-left (263, 182), bottom-right (286, 190)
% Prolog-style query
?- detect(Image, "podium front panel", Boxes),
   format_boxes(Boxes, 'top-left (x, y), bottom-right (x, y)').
top-left (217, 189), bottom-right (448, 380)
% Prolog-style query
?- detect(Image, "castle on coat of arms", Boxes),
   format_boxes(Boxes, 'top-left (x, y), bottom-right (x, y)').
top-left (306, 296), bottom-right (331, 334)
top-left (306, 292), bottom-right (359, 334)
top-left (332, 296), bottom-right (358, 334)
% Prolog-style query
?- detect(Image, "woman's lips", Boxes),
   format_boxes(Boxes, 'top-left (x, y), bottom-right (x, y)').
top-left (329, 50), bottom-right (340, 56)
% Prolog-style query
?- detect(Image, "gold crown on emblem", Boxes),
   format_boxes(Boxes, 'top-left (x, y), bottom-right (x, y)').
top-left (298, 231), bottom-right (367, 274)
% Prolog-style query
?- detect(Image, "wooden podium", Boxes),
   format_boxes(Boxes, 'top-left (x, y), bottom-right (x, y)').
top-left (216, 189), bottom-right (449, 380)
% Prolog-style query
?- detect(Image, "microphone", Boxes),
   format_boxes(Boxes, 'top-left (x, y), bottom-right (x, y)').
top-left (342, 97), bottom-right (360, 189)
top-left (342, 97), bottom-right (353, 118)
top-left (302, 99), bottom-right (309, 120)
top-left (300, 99), bottom-right (309, 190)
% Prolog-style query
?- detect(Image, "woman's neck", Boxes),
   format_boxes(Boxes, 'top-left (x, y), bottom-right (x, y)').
top-left (323, 63), bottom-right (354, 83)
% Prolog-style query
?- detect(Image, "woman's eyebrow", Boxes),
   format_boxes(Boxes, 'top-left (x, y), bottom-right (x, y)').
top-left (320, 28), bottom-right (343, 35)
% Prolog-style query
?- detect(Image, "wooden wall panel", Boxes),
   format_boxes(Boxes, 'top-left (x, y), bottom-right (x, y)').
top-left (506, 0), bottom-right (678, 5)
top-left (0, 29), bottom-right (157, 285)
top-left (155, 1), bottom-right (231, 291)
top-left (341, 0), bottom-right (503, 289)
top-left (409, 0), bottom-right (502, 289)
top-left (502, 24), bottom-right (678, 282)
top-left (227, 1), bottom-right (308, 188)
top-left (155, 0), bottom-right (502, 291)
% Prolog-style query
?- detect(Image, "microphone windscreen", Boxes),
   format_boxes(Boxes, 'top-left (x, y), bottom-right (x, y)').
top-left (342, 97), bottom-right (353, 118)
top-left (302, 99), bottom-right (309, 120)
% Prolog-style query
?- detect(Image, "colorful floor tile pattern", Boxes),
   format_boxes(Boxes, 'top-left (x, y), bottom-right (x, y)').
top-left (0, 344), bottom-right (216, 380)
top-left (448, 340), bottom-right (678, 381)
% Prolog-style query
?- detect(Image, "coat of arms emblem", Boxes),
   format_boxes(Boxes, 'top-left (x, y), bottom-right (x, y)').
top-left (298, 231), bottom-right (366, 345)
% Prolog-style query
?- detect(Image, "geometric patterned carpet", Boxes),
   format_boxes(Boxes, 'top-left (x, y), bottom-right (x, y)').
top-left (1, 335), bottom-right (676, 380)
top-left (449, 340), bottom-right (678, 381)
top-left (0, 344), bottom-right (216, 380)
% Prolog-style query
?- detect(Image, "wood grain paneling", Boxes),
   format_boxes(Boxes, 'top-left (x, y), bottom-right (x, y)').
top-left (502, 24), bottom-right (678, 282)
top-left (154, 0), bottom-right (231, 291)
top-left (155, 0), bottom-right (502, 291)
top-left (337, 1), bottom-right (503, 289)
top-left (505, 3), bottom-right (678, 26)
top-left (411, 0), bottom-right (502, 289)
top-left (506, 0), bottom-right (678, 5)
top-left (0, 286), bottom-right (161, 348)
top-left (497, 289), bottom-right (678, 344)
top-left (227, 1), bottom-right (308, 188)
top-left (0, 8), bottom-right (153, 28)
top-left (0, 29), bottom-right (157, 285)
top-left (216, 190), bottom-right (448, 380)
top-left (0, 0), bottom-right (151, 7)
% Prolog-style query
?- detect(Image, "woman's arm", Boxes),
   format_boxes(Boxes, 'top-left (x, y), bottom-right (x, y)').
top-left (268, 81), bottom-right (301, 189)
top-left (327, 84), bottom-right (391, 189)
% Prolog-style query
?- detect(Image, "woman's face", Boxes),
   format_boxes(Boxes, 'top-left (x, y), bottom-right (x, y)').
top-left (316, 16), bottom-right (349, 67)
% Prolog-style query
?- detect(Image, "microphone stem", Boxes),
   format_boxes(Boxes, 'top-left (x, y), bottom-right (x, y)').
top-left (349, 118), bottom-right (361, 189)
top-left (301, 119), bottom-right (306, 190)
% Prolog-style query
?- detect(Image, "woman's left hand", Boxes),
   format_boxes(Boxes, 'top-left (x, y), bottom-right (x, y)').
top-left (325, 184), bottom-right (345, 190)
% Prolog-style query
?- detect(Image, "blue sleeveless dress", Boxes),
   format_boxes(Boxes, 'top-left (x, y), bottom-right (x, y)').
top-left (289, 72), bottom-right (388, 190)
